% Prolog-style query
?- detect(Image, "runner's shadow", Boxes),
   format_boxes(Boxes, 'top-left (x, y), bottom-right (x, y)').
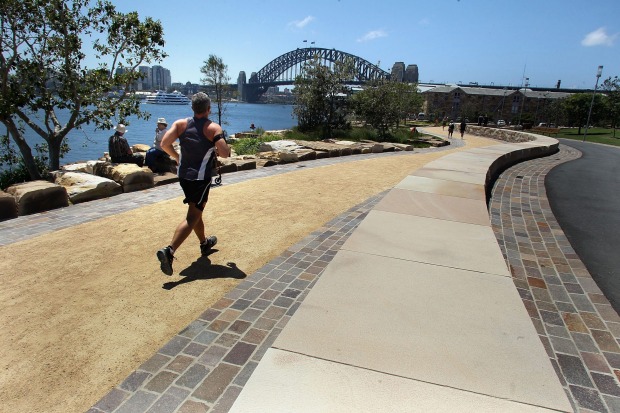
top-left (162, 257), bottom-right (246, 290)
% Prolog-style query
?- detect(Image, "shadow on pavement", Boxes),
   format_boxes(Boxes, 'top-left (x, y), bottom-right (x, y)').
top-left (163, 257), bottom-right (247, 290)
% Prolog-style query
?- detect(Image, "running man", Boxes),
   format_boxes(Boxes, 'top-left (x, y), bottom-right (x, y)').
top-left (156, 92), bottom-right (230, 275)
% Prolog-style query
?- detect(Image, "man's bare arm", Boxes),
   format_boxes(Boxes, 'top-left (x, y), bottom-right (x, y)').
top-left (160, 121), bottom-right (183, 163)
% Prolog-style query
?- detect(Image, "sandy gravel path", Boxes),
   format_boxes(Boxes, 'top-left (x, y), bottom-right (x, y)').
top-left (0, 131), bottom-right (495, 412)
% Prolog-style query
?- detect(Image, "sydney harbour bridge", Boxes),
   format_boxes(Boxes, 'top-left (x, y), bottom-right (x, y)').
top-left (236, 47), bottom-right (418, 103)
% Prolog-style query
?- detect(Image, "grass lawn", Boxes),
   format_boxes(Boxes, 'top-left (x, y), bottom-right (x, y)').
top-left (555, 128), bottom-right (620, 146)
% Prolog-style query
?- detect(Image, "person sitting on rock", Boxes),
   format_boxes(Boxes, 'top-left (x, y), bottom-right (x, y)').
top-left (145, 118), bottom-right (172, 173)
top-left (108, 124), bottom-right (144, 167)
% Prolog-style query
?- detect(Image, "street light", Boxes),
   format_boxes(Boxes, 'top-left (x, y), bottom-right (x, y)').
top-left (518, 77), bottom-right (529, 126)
top-left (583, 65), bottom-right (604, 142)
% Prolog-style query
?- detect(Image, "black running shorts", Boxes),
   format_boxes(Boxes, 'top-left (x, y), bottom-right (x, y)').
top-left (179, 178), bottom-right (211, 210)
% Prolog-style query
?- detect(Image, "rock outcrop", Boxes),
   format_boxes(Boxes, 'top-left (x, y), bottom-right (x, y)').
top-left (53, 171), bottom-right (122, 204)
top-left (6, 180), bottom-right (69, 216)
top-left (0, 190), bottom-right (18, 221)
top-left (92, 163), bottom-right (154, 193)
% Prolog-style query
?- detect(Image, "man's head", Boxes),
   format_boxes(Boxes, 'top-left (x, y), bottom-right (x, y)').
top-left (192, 92), bottom-right (211, 114)
top-left (115, 124), bottom-right (127, 135)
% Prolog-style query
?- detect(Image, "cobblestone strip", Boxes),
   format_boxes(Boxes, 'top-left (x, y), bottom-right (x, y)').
top-left (490, 144), bottom-right (620, 413)
top-left (87, 190), bottom-right (388, 413)
top-left (0, 142), bottom-right (460, 247)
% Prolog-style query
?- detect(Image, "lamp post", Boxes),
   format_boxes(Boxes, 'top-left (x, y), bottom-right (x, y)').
top-left (583, 65), bottom-right (604, 142)
top-left (518, 77), bottom-right (529, 127)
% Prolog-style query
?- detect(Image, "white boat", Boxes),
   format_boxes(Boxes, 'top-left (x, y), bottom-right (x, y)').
top-left (144, 90), bottom-right (191, 105)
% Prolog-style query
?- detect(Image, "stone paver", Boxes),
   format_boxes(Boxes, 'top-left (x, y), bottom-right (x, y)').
top-left (491, 144), bottom-right (620, 412)
top-left (4, 136), bottom-right (619, 412)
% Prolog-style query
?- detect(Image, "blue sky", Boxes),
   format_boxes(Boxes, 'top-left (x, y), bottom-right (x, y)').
top-left (111, 0), bottom-right (619, 90)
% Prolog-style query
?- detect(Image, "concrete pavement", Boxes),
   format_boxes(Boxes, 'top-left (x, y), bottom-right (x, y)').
top-left (3, 127), bottom-right (620, 412)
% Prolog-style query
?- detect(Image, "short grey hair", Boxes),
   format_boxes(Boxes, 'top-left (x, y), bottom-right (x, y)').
top-left (192, 92), bottom-right (211, 114)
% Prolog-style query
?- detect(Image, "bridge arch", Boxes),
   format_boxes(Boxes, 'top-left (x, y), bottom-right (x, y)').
top-left (240, 47), bottom-right (390, 102)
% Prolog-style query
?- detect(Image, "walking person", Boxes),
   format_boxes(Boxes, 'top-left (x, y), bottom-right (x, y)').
top-left (156, 93), bottom-right (231, 275)
top-left (459, 120), bottom-right (467, 139)
top-left (448, 121), bottom-right (455, 138)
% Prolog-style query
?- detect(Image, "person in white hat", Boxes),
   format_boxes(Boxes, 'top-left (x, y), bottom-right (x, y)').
top-left (107, 123), bottom-right (144, 166)
top-left (145, 117), bottom-right (171, 173)
top-left (153, 117), bottom-right (168, 151)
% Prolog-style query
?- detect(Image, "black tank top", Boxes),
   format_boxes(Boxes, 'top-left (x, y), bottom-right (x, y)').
top-left (178, 117), bottom-right (215, 181)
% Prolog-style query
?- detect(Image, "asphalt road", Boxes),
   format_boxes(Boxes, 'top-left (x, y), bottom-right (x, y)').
top-left (546, 138), bottom-right (620, 315)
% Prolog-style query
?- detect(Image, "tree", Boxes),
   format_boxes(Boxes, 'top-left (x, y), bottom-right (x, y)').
top-left (200, 54), bottom-right (230, 127)
top-left (293, 57), bottom-right (355, 138)
top-left (601, 76), bottom-right (620, 137)
top-left (0, 0), bottom-right (166, 180)
top-left (351, 80), bottom-right (421, 139)
top-left (562, 93), bottom-right (606, 135)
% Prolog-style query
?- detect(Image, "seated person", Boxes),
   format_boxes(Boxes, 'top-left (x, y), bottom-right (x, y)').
top-left (145, 118), bottom-right (172, 173)
top-left (108, 124), bottom-right (144, 166)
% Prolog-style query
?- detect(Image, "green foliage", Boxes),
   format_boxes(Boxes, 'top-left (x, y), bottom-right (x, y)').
top-left (351, 80), bottom-right (422, 139)
top-left (200, 54), bottom-right (230, 126)
top-left (293, 57), bottom-right (354, 138)
top-left (601, 76), bottom-right (620, 136)
top-left (0, 0), bottom-right (166, 178)
top-left (0, 134), bottom-right (50, 190)
top-left (231, 134), bottom-right (283, 155)
top-left (556, 128), bottom-right (620, 145)
top-left (562, 93), bottom-right (606, 134)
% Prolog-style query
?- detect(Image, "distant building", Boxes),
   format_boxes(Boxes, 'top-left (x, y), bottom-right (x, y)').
top-left (404, 64), bottom-right (419, 83)
top-left (151, 65), bottom-right (171, 90)
top-left (391, 62), bottom-right (405, 82)
top-left (137, 66), bottom-right (152, 90)
top-left (423, 85), bottom-right (571, 124)
top-left (391, 62), bottom-right (418, 83)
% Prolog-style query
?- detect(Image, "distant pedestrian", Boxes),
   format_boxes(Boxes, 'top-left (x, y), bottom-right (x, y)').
top-left (442, 118), bottom-right (447, 130)
top-left (108, 124), bottom-right (144, 166)
top-left (156, 92), bottom-right (231, 276)
top-left (448, 121), bottom-right (455, 138)
top-left (460, 120), bottom-right (467, 138)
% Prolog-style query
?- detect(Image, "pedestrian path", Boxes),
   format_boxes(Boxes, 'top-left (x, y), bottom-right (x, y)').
top-left (84, 130), bottom-right (620, 413)
top-left (6, 131), bottom-right (620, 412)
top-left (490, 145), bottom-right (620, 412)
top-left (0, 143), bottom-right (459, 247)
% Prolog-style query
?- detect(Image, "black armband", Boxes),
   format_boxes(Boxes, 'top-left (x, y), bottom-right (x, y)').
top-left (213, 133), bottom-right (224, 143)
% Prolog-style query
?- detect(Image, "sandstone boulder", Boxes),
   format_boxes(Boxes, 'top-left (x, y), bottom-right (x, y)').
top-left (293, 140), bottom-right (342, 157)
top-left (0, 190), bottom-right (17, 221)
top-left (61, 160), bottom-right (106, 175)
top-left (255, 159), bottom-right (278, 168)
top-left (6, 180), bottom-right (68, 216)
top-left (54, 171), bottom-right (122, 204)
top-left (153, 172), bottom-right (179, 187)
top-left (292, 149), bottom-right (317, 162)
top-left (93, 163), bottom-right (154, 193)
top-left (393, 143), bottom-right (414, 151)
top-left (258, 140), bottom-right (304, 152)
top-left (257, 151), bottom-right (299, 164)
top-left (132, 144), bottom-right (151, 153)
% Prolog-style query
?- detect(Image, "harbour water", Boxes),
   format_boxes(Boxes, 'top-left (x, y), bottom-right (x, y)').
top-left (15, 102), bottom-right (296, 166)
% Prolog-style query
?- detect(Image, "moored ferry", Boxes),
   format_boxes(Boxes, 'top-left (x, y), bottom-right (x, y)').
top-left (144, 90), bottom-right (191, 105)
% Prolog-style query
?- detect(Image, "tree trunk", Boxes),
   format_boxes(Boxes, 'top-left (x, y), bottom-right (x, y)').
top-left (4, 121), bottom-right (42, 181)
top-left (48, 138), bottom-right (62, 172)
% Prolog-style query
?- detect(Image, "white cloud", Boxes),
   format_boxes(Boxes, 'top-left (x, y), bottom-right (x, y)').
top-left (581, 27), bottom-right (617, 46)
top-left (288, 16), bottom-right (315, 29)
top-left (357, 30), bottom-right (387, 42)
